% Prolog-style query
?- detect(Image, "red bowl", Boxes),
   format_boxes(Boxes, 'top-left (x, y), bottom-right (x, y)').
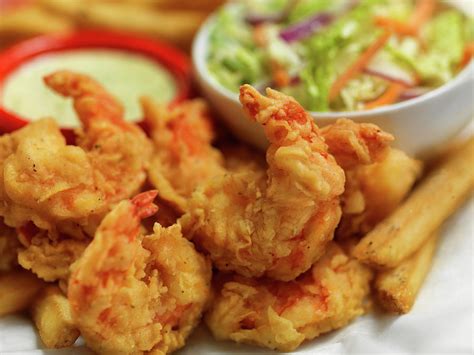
top-left (0, 31), bottom-right (191, 137)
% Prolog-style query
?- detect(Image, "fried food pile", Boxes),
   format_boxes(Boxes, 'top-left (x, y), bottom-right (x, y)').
top-left (1, 70), bottom-right (473, 353)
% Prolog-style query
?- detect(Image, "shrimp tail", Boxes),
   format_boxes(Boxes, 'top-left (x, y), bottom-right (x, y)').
top-left (142, 97), bottom-right (215, 157)
top-left (44, 70), bottom-right (125, 128)
top-left (131, 190), bottom-right (159, 219)
top-left (240, 85), bottom-right (318, 145)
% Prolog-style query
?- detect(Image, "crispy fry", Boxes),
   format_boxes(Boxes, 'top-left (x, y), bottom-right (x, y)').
top-left (0, 5), bottom-right (72, 38)
top-left (4, 0), bottom-right (221, 50)
top-left (128, 0), bottom-right (225, 10)
top-left (39, 0), bottom-right (224, 13)
top-left (30, 285), bottom-right (80, 348)
top-left (206, 243), bottom-right (372, 352)
top-left (0, 270), bottom-right (45, 316)
top-left (375, 232), bottom-right (438, 314)
top-left (37, 0), bottom-right (85, 17)
top-left (353, 137), bottom-right (474, 268)
top-left (77, 3), bottom-right (208, 49)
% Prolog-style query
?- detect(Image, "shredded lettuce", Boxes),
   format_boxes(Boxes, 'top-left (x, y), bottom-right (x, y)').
top-left (424, 10), bottom-right (465, 62)
top-left (207, 6), bottom-right (267, 91)
top-left (385, 36), bottom-right (420, 72)
top-left (242, 0), bottom-right (287, 15)
top-left (465, 16), bottom-right (474, 42)
top-left (265, 26), bottom-right (302, 70)
top-left (339, 75), bottom-right (388, 111)
top-left (387, 10), bottom-right (468, 86)
top-left (416, 10), bottom-right (465, 84)
top-left (300, 59), bottom-right (333, 111)
top-left (373, 0), bottom-right (413, 21)
top-left (287, 0), bottom-right (339, 24)
top-left (206, 0), bottom-right (472, 112)
top-left (300, 2), bottom-right (380, 111)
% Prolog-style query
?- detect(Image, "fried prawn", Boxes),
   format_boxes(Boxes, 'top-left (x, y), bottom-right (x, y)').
top-left (206, 243), bottom-right (372, 351)
top-left (183, 85), bottom-right (345, 281)
top-left (68, 191), bottom-right (211, 354)
top-left (143, 98), bottom-right (224, 213)
top-left (0, 71), bottom-right (152, 282)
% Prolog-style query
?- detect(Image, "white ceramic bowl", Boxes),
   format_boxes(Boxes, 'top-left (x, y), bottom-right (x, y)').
top-left (192, 8), bottom-right (474, 158)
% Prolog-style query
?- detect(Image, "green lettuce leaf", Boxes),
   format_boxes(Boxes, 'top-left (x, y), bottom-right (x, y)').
top-left (287, 0), bottom-right (338, 24)
top-left (387, 10), bottom-right (467, 86)
top-left (299, 2), bottom-right (380, 111)
top-left (465, 16), bottom-right (474, 42)
top-left (245, 0), bottom-right (288, 14)
top-left (417, 10), bottom-right (464, 84)
top-left (207, 6), bottom-right (267, 91)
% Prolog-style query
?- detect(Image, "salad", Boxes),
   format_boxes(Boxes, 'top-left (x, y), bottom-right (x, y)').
top-left (207, 0), bottom-right (473, 112)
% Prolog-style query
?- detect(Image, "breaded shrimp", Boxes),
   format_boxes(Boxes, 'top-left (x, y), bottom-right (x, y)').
top-left (206, 242), bottom-right (372, 352)
top-left (16, 226), bottom-right (87, 283)
top-left (0, 119), bottom-right (97, 281)
top-left (0, 71), bottom-right (152, 236)
top-left (319, 119), bottom-right (422, 238)
top-left (44, 70), bottom-right (152, 205)
top-left (142, 97), bottom-right (224, 213)
top-left (1, 119), bottom-right (103, 235)
top-left (0, 71), bottom-right (152, 283)
top-left (68, 191), bottom-right (211, 354)
top-left (182, 85), bottom-right (345, 281)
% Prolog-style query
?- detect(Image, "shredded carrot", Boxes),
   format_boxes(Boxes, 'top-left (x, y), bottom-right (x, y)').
top-left (253, 26), bottom-right (290, 87)
top-left (272, 61), bottom-right (290, 87)
top-left (375, 17), bottom-right (414, 36)
top-left (364, 82), bottom-right (406, 109)
top-left (409, 0), bottom-right (436, 33)
top-left (253, 25), bottom-right (268, 47)
top-left (328, 31), bottom-right (391, 102)
top-left (459, 42), bottom-right (474, 68)
top-left (329, 1), bottom-right (436, 105)
top-left (375, 0), bottom-right (436, 36)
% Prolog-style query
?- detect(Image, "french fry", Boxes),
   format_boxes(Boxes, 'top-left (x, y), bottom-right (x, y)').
top-left (353, 137), bottom-right (474, 268)
top-left (30, 285), bottom-right (80, 348)
top-left (5, 0), bottom-right (222, 50)
top-left (76, 3), bottom-right (208, 49)
top-left (37, 0), bottom-right (86, 17)
top-left (0, 270), bottom-right (45, 316)
top-left (141, 0), bottom-right (225, 11)
top-left (375, 232), bottom-right (438, 314)
top-left (40, 0), bottom-right (224, 13)
top-left (0, 6), bottom-right (72, 39)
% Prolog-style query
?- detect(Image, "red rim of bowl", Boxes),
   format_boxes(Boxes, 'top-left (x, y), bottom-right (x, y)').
top-left (0, 30), bottom-right (191, 136)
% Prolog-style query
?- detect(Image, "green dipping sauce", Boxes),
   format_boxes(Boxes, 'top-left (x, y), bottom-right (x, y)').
top-left (1, 49), bottom-right (177, 127)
